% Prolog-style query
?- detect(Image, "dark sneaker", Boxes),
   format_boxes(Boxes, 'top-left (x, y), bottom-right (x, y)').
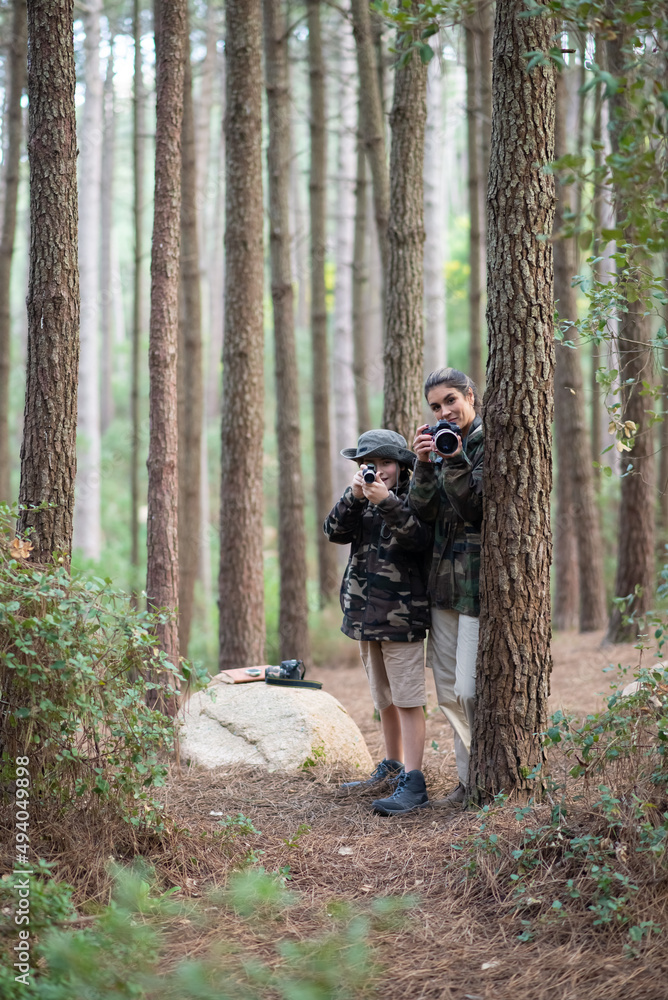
top-left (431, 782), bottom-right (466, 810)
top-left (372, 769), bottom-right (429, 816)
top-left (340, 758), bottom-right (404, 793)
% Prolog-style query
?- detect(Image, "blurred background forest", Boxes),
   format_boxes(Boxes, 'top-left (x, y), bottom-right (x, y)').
top-left (0, 0), bottom-right (666, 672)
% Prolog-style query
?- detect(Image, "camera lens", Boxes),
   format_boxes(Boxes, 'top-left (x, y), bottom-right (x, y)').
top-left (433, 428), bottom-right (459, 455)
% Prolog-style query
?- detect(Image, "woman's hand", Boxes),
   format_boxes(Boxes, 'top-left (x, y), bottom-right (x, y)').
top-left (362, 470), bottom-right (390, 505)
top-left (413, 425), bottom-right (435, 463)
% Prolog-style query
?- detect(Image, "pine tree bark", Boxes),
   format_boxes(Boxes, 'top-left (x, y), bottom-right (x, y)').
top-left (590, 34), bottom-right (604, 483)
top-left (350, 0), bottom-right (389, 311)
top-left (424, 48), bottom-right (447, 376)
top-left (131, 0), bottom-right (145, 578)
top-left (264, 0), bottom-right (311, 664)
top-left (0, 0), bottom-right (27, 503)
top-left (465, 17), bottom-right (483, 391)
top-left (605, 28), bottom-right (656, 643)
top-left (469, 0), bottom-right (556, 802)
top-left (73, 0), bottom-right (103, 560)
top-left (218, 0), bottom-right (266, 669)
top-left (308, 0), bottom-right (338, 604)
top-left (352, 126), bottom-right (371, 434)
top-left (553, 69), bottom-right (606, 633)
top-left (382, 20), bottom-right (428, 444)
top-left (18, 0), bottom-right (79, 562)
top-left (177, 26), bottom-right (202, 658)
top-left (146, 0), bottom-right (186, 692)
top-left (100, 38), bottom-right (115, 436)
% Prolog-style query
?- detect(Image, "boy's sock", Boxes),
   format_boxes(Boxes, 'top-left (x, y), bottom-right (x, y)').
top-left (340, 758), bottom-right (404, 792)
top-left (372, 769), bottom-right (429, 816)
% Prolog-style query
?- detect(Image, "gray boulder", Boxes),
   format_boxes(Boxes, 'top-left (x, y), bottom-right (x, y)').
top-left (180, 677), bottom-right (374, 775)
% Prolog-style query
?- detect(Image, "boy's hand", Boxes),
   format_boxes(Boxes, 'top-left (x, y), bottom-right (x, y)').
top-left (362, 472), bottom-right (389, 505)
top-left (351, 468), bottom-right (366, 499)
top-left (413, 424), bottom-right (434, 464)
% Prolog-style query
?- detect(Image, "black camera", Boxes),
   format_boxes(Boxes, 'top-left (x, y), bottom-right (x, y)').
top-left (363, 462), bottom-right (377, 484)
top-left (425, 419), bottom-right (461, 455)
top-left (265, 659), bottom-right (305, 681)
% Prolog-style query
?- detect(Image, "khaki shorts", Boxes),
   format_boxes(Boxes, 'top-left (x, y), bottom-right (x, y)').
top-left (359, 640), bottom-right (426, 711)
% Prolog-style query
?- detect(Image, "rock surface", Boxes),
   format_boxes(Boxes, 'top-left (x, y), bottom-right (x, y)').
top-left (180, 677), bottom-right (374, 775)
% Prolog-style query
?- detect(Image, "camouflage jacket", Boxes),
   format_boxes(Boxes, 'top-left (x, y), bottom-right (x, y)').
top-left (323, 478), bottom-right (432, 642)
top-left (408, 415), bottom-right (483, 616)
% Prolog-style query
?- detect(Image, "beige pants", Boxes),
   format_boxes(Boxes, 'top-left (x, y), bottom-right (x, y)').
top-left (359, 640), bottom-right (426, 711)
top-left (427, 608), bottom-right (479, 783)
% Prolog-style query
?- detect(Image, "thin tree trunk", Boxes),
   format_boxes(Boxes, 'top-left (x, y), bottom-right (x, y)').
top-left (131, 0), bottom-right (145, 580)
top-left (382, 18), bottom-right (428, 444)
top-left (662, 250), bottom-right (668, 534)
top-left (308, 0), bottom-right (338, 605)
top-left (263, 0), bottom-right (311, 664)
top-left (146, 0), bottom-right (186, 696)
top-left (424, 45), bottom-right (447, 376)
top-left (100, 36), bottom-right (115, 436)
top-left (469, 0), bottom-right (555, 802)
top-left (350, 0), bottom-right (389, 312)
top-left (352, 127), bottom-right (371, 434)
top-left (18, 0), bottom-right (79, 562)
top-left (0, 0), bottom-right (27, 503)
top-left (332, 24), bottom-right (359, 499)
top-left (553, 69), bottom-right (606, 633)
top-left (590, 34), bottom-right (603, 483)
top-left (605, 28), bottom-right (656, 644)
top-left (218, 0), bottom-right (266, 669)
top-left (74, 0), bottom-right (103, 560)
top-left (178, 26), bottom-right (202, 658)
top-left (466, 17), bottom-right (483, 390)
top-left (206, 72), bottom-right (225, 423)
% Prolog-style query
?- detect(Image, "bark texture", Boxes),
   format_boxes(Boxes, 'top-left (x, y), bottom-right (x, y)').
top-left (350, 0), bottom-right (389, 309)
top-left (352, 126), bottom-right (371, 434)
top-left (264, 0), bottom-right (311, 664)
top-left (605, 29), bottom-right (656, 643)
top-left (146, 0), bottom-right (186, 684)
top-left (465, 17), bottom-right (483, 391)
top-left (131, 0), bottom-right (145, 576)
top-left (308, 0), bottom-right (338, 604)
top-left (100, 40), bottom-right (115, 435)
top-left (469, 0), bottom-right (555, 802)
top-left (0, 0), bottom-right (27, 503)
top-left (218, 0), bottom-right (266, 668)
top-left (423, 48), bottom-right (447, 375)
top-left (18, 0), bottom-right (79, 561)
top-left (73, 0), bottom-right (103, 560)
top-left (382, 20), bottom-right (428, 444)
top-left (553, 71), bottom-right (606, 633)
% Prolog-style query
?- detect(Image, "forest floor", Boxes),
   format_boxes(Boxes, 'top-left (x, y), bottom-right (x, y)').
top-left (153, 629), bottom-right (668, 1000)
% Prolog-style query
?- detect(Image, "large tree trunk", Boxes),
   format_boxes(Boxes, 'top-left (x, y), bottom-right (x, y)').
top-left (100, 37), bottom-right (116, 436)
top-left (73, 0), bottom-right (103, 560)
top-left (146, 0), bottom-right (186, 693)
top-left (350, 0), bottom-right (389, 314)
top-left (605, 28), bottom-right (656, 643)
top-left (308, 0), bottom-right (338, 605)
top-left (263, 0), bottom-right (311, 665)
top-left (465, 16), bottom-right (483, 391)
top-left (469, 0), bottom-right (555, 803)
top-left (18, 0), bottom-right (79, 562)
top-left (218, 0), bottom-right (266, 669)
top-left (131, 0), bottom-right (145, 580)
top-left (352, 126), bottom-right (371, 434)
top-left (382, 18), bottom-right (428, 444)
top-left (178, 27), bottom-right (203, 658)
top-left (0, 0), bottom-right (27, 503)
top-left (332, 24), bottom-right (359, 499)
top-left (553, 69), bottom-right (606, 633)
top-left (423, 46), bottom-right (447, 376)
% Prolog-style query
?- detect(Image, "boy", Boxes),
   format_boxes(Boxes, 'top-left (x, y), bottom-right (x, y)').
top-left (323, 429), bottom-right (432, 815)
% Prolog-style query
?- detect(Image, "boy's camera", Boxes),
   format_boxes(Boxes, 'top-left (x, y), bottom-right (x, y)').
top-left (363, 463), bottom-right (377, 484)
top-left (265, 659), bottom-right (305, 681)
top-left (425, 419), bottom-right (461, 455)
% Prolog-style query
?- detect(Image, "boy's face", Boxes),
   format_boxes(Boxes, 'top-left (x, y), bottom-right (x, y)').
top-left (360, 456), bottom-right (400, 490)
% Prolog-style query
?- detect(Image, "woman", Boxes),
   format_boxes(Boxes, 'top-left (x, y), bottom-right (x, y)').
top-left (410, 367), bottom-right (483, 808)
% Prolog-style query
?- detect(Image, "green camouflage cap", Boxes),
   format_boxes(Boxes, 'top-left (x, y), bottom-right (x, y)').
top-left (340, 429), bottom-right (415, 467)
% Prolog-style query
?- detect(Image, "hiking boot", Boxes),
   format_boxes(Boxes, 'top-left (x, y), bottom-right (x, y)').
top-left (339, 758), bottom-right (404, 793)
top-left (372, 769), bottom-right (429, 816)
top-left (431, 782), bottom-right (466, 810)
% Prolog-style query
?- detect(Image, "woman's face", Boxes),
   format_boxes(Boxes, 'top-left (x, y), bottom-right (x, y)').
top-left (426, 383), bottom-right (476, 436)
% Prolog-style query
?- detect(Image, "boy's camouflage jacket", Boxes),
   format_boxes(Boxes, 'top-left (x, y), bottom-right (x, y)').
top-left (323, 478), bottom-right (432, 642)
top-left (408, 415), bottom-right (483, 617)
